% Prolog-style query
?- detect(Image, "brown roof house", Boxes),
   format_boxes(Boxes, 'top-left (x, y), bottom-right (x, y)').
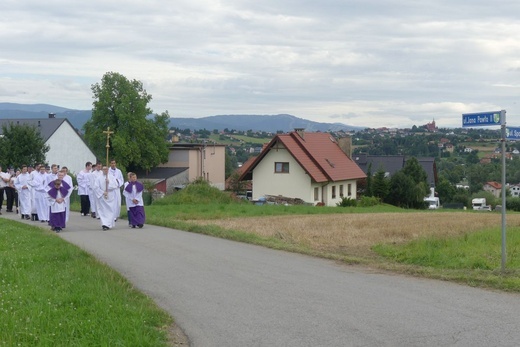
top-left (483, 181), bottom-right (502, 198)
top-left (239, 129), bottom-right (366, 206)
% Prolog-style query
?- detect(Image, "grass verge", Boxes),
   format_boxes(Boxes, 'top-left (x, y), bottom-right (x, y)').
top-left (0, 218), bottom-right (174, 346)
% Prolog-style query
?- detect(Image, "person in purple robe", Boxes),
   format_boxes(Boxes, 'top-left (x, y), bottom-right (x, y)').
top-left (122, 173), bottom-right (146, 228)
top-left (47, 179), bottom-right (71, 233)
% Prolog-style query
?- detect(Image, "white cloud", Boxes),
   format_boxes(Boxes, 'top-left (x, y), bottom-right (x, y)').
top-left (1, 0), bottom-right (520, 128)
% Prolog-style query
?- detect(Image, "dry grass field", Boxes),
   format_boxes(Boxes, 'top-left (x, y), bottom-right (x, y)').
top-left (187, 212), bottom-right (520, 258)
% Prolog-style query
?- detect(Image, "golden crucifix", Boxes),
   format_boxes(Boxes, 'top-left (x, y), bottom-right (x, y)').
top-left (103, 127), bottom-right (114, 168)
top-left (102, 127), bottom-right (114, 198)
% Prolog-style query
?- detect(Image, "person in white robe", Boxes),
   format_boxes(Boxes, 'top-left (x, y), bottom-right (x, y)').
top-left (123, 172), bottom-right (132, 226)
top-left (76, 161), bottom-right (92, 216)
top-left (109, 160), bottom-right (124, 221)
top-left (28, 164), bottom-right (39, 220)
top-left (14, 165), bottom-right (31, 220)
top-left (88, 162), bottom-right (102, 219)
top-left (45, 164), bottom-right (59, 186)
top-left (60, 167), bottom-right (74, 223)
top-left (94, 166), bottom-right (119, 230)
top-left (122, 173), bottom-right (146, 228)
top-left (28, 165), bottom-right (49, 222)
top-left (47, 178), bottom-right (71, 233)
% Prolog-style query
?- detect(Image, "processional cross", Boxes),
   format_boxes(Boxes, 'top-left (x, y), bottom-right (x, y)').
top-left (103, 127), bottom-right (114, 168)
top-left (102, 127), bottom-right (114, 197)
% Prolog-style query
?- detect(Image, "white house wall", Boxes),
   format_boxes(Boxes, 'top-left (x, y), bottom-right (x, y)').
top-left (45, 122), bottom-right (96, 175)
top-left (319, 179), bottom-right (358, 207)
top-left (252, 146), bottom-right (312, 202)
top-left (252, 145), bottom-right (359, 207)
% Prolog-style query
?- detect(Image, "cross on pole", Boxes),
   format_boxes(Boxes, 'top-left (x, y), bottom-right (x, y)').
top-left (103, 127), bottom-right (114, 168)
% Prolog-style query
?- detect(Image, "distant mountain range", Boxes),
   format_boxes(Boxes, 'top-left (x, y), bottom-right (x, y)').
top-left (0, 103), bottom-right (364, 133)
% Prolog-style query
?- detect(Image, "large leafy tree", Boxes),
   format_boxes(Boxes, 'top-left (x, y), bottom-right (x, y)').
top-left (0, 123), bottom-right (49, 169)
top-left (83, 72), bottom-right (170, 172)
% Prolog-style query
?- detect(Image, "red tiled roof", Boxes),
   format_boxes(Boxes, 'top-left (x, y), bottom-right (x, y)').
top-left (240, 131), bottom-right (366, 183)
top-left (485, 181), bottom-right (502, 189)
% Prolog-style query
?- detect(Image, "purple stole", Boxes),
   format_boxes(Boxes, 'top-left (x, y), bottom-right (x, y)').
top-left (124, 181), bottom-right (144, 194)
top-left (48, 181), bottom-right (71, 199)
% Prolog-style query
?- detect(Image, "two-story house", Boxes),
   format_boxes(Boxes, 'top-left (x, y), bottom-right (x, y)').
top-left (239, 129), bottom-right (366, 206)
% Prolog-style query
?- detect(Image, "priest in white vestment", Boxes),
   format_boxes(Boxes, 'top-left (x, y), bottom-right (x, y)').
top-left (94, 166), bottom-right (119, 230)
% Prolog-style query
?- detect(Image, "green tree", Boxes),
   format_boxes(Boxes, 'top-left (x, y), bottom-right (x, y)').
top-left (435, 176), bottom-right (456, 203)
top-left (83, 72), bottom-right (169, 172)
top-left (371, 168), bottom-right (389, 200)
top-left (386, 157), bottom-right (429, 209)
top-left (0, 123), bottom-right (49, 169)
top-left (365, 164), bottom-right (373, 196)
top-left (227, 171), bottom-right (245, 193)
top-left (225, 150), bottom-right (238, 178)
top-left (386, 172), bottom-right (416, 208)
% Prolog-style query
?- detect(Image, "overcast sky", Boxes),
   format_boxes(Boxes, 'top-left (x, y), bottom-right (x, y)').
top-left (1, 1), bottom-right (520, 128)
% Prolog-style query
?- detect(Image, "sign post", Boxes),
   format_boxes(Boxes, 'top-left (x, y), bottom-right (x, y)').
top-left (462, 110), bottom-right (507, 271)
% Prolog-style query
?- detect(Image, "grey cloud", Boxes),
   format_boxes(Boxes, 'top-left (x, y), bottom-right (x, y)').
top-left (1, 0), bottom-right (520, 128)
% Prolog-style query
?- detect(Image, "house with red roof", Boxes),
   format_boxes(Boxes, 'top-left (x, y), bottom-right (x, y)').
top-left (239, 129), bottom-right (366, 206)
top-left (483, 181), bottom-right (502, 198)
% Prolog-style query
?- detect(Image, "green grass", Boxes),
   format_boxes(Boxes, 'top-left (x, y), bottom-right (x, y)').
top-left (149, 202), bottom-right (403, 220)
top-left (373, 227), bottom-right (520, 291)
top-left (0, 219), bottom-right (173, 346)
top-left (374, 229), bottom-right (507, 269)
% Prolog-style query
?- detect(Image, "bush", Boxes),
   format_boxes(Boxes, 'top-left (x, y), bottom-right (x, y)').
top-left (506, 197), bottom-right (520, 212)
top-left (358, 196), bottom-right (381, 207)
top-left (337, 197), bottom-right (357, 207)
top-left (153, 178), bottom-right (242, 205)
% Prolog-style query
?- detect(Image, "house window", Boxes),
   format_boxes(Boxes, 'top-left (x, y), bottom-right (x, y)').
top-left (348, 184), bottom-right (352, 196)
top-left (339, 185), bottom-right (344, 197)
top-left (314, 187), bottom-right (319, 201)
top-left (332, 185), bottom-right (336, 199)
top-left (275, 162), bottom-right (289, 173)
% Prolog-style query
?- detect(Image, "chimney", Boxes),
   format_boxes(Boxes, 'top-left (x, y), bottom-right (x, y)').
top-left (295, 128), bottom-right (305, 139)
top-left (337, 136), bottom-right (352, 159)
top-left (48, 113), bottom-right (56, 119)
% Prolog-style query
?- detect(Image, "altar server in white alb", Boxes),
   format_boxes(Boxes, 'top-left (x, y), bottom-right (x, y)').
top-left (123, 173), bottom-right (146, 228)
top-left (94, 166), bottom-right (120, 231)
top-left (60, 167), bottom-right (73, 223)
top-left (88, 162), bottom-right (102, 219)
top-left (28, 164), bottom-right (39, 220)
top-left (29, 164), bottom-right (49, 223)
top-left (47, 178), bottom-right (71, 233)
top-left (14, 165), bottom-right (32, 220)
top-left (76, 161), bottom-right (92, 216)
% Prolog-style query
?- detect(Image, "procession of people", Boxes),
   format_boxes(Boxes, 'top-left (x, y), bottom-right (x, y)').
top-left (0, 160), bottom-right (146, 232)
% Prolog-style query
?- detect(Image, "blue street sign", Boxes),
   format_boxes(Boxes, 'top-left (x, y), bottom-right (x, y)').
top-left (462, 111), bottom-right (502, 127)
top-left (506, 127), bottom-right (520, 140)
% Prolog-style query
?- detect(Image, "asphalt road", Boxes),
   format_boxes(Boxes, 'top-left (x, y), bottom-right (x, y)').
top-left (4, 210), bottom-right (520, 347)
